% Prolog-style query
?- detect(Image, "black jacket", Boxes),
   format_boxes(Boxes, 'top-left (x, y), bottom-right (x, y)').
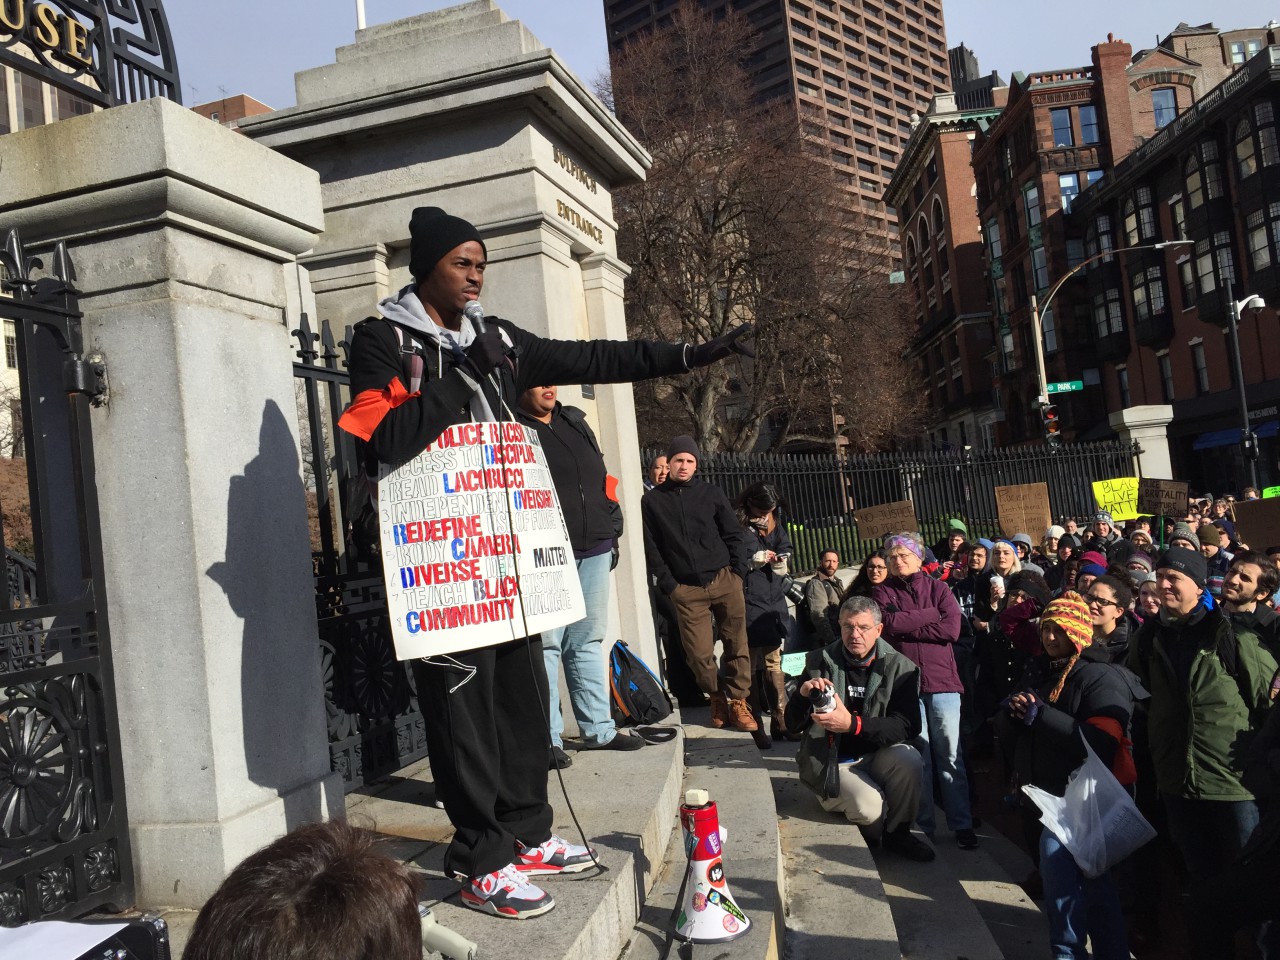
top-left (347, 315), bottom-right (688, 466)
top-left (1000, 643), bottom-right (1147, 795)
top-left (515, 403), bottom-right (621, 555)
top-left (641, 476), bottom-right (751, 594)
top-left (741, 511), bottom-right (794, 647)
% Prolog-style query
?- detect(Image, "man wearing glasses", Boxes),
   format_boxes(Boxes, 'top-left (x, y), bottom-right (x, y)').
top-left (788, 595), bottom-right (933, 862)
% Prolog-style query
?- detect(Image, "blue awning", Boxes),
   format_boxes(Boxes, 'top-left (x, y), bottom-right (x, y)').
top-left (1192, 420), bottom-right (1279, 449)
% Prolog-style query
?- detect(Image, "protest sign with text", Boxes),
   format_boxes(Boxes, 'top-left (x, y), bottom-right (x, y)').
top-left (1136, 478), bottom-right (1189, 517)
top-left (855, 499), bottom-right (918, 540)
top-left (1231, 499), bottom-right (1280, 555)
top-left (378, 421), bottom-right (585, 659)
top-left (995, 482), bottom-right (1051, 539)
top-left (1092, 477), bottom-right (1140, 522)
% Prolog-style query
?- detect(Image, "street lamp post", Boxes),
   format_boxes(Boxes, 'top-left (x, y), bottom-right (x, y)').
top-left (1224, 275), bottom-right (1266, 491)
top-left (1028, 240), bottom-right (1194, 405)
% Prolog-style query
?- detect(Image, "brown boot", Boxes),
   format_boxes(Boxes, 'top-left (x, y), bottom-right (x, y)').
top-left (709, 691), bottom-right (729, 729)
top-left (726, 697), bottom-right (759, 732)
top-left (767, 669), bottom-right (798, 741)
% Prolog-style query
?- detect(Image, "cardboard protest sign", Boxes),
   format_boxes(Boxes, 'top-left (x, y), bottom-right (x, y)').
top-left (1231, 498), bottom-right (1280, 553)
top-left (995, 482), bottom-right (1051, 539)
top-left (378, 421), bottom-right (585, 659)
top-left (1092, 477), bottom-right (1140, 522)
top-left (1136, 478), bottom-right (1189, 517)
top-left (854, 499), bottom-right (917, 540)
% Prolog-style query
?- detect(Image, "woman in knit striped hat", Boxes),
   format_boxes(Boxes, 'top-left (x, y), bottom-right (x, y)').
top-left (999, 590), bottom-right (1147, 960)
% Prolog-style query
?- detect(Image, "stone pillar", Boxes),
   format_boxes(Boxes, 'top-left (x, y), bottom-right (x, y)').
top-left (0, 97), bottom-right (342, 908)
top-left (1109, 404), bottom-right (1176, 478)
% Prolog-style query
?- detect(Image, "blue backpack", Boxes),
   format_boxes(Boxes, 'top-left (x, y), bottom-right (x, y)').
top-left (608, 641), bottom-right (673, 727)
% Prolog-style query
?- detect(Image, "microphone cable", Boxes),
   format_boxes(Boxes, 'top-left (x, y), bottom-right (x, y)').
top-left (467, 301), bottom-right (604, 879)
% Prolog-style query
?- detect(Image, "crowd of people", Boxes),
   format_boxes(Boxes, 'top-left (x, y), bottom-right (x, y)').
top-left (645, 470), bottom-right (1279, 959)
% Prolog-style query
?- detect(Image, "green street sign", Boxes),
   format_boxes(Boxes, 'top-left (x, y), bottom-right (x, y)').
top-left (1046, 380), bottom-right (1084, 394)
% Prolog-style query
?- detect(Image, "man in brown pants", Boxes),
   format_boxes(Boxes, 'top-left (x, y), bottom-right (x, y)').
top-left (641, 436), bottom-right (757, 731)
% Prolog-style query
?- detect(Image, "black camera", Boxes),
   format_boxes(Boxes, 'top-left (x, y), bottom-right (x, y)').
top-left (781, 575), bottom-right (805, 605)
top-left (808, 682), bottom-right (836, 714)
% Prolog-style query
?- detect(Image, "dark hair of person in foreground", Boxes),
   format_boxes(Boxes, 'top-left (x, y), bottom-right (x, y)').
top-left (183, 820), bottom-right (421, 960)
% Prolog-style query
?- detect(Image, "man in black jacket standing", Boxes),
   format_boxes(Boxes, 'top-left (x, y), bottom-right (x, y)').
top-left (642, 436), bottom-right (757, 732)
top-left (339, 206), bottom-right (751, 920)
top-left (517, 385), bottom-right (645, 768)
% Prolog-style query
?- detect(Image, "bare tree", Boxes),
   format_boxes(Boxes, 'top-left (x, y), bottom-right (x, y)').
top-left (605, 0), bottom-right (923, 454)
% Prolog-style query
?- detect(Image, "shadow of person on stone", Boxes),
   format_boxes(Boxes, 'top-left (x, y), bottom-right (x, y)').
top-left (206, 400), bottom-right (330, 829)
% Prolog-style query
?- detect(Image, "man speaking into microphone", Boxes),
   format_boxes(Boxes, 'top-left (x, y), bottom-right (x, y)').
top-left (339, 206), bottom-right (751, 920)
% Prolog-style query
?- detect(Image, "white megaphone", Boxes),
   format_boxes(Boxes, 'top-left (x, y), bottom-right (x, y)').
top-left (674, 788), bottom-right (751, 943)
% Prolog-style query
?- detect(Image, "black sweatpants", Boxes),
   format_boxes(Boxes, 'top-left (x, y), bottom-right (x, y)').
top-left (412, 636), bottom-right (554, 880)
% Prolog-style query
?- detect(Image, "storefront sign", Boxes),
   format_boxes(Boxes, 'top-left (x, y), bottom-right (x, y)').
top-left (0, 0), bottom-right (180, 109)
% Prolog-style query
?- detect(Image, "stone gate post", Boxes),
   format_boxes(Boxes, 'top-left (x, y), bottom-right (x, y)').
top-left (0, 97), bottom-right (342, 908)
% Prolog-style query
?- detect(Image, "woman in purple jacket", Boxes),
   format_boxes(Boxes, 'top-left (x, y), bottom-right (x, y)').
top-left (873, 532), bottom-right (978, 849)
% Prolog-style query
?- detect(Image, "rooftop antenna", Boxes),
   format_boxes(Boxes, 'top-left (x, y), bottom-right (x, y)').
top-left (355, 0), bottom-right (366, 30)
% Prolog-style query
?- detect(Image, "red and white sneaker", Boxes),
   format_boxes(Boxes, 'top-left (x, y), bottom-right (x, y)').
top-left (460, 863), bottom-right (555, 919)
top-left (514, 835), bottom-right (597, 875)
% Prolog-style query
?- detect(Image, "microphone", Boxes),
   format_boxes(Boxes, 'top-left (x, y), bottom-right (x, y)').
top-left (463, 300), bottom-right (487, 335)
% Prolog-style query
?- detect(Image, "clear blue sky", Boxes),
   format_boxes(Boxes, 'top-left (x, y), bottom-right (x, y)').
top-left (166, 1), bottom-right (1280, 110)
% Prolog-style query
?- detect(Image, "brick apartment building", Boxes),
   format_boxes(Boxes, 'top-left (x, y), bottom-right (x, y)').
top-left (884, 59), bottom-right (1005, 449)
top-left (1072, 42), bottom-right (1280, 494)
top-left (969, 23), bottom-right (1272, 449)
top-left (603, 0), bottom-right (953, 244)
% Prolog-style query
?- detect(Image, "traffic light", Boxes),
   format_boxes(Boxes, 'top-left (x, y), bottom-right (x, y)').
top-left (1041, 403), bottom-right (1062, 446)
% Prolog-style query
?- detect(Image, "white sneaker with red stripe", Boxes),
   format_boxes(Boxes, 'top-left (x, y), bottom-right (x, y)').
top-left (513, 834), bottom-right (597, 875)
top-left (460, 863), bottom-right (555, 919)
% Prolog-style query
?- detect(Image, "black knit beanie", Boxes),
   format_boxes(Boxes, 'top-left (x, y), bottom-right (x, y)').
top-left (667, 435), bottom-right (701, 462)
top-left (408, 207), bottom-right (487, 280)
top-left (1157, 546), bottom-right (1207, 589)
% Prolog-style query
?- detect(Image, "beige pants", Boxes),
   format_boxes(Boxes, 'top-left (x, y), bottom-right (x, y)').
top-left (819, 742), bottom-right (923, 835)
top-left (669, 567), bottom-right (751, 700)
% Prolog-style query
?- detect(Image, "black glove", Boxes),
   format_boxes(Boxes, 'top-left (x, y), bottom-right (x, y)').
top-left (463, 329), bottom-right (510, 379)
top-left (610, 546), bottom-right (620, 571)
top-left (688, 323), bottom-right (755, 367)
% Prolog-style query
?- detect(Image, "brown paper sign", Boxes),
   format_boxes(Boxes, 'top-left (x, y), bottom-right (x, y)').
top-left (995, 482), bottom-right (1052, 539)
top-left (854, 499), bottom-right (918, 540)
top-left (1230, 499), bottom-right (1280, 553)
top-left (1136, 478), bottom-right (1189, 517)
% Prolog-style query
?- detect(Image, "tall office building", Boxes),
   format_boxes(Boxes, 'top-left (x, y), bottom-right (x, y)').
top-left (603, 0), bottom-right (952, 240)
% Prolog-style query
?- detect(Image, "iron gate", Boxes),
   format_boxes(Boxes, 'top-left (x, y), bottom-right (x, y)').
top-left (292, 314), bottom-right (427, 793)
top-left (0, 231), bottom-right (133, 924)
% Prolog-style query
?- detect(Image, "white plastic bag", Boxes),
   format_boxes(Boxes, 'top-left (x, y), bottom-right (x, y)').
top-left (1021, 732), bottom-right (1156, 878)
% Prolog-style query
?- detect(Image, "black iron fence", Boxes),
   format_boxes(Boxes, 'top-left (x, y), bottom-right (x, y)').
top-left (291, 315), bottom-right (427, 793)
top-left (648, 440), bottom-right (1141, 573)
top-left (0, 231), bottom-right (132, 925)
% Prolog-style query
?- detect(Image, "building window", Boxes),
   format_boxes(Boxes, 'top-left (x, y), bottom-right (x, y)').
top-left (1136, 186), bottom-right (1156, 240)
top-left (1088, 213), bottom-right (1115, 262)
top-left (1230, 39), bottom-right (1263, 65)
top-left (16, 72), bottom-right (44, 129)
top-left (1202, 140), bottom-right (1225, 199)
top-left (3, 321), bottom-right (15, 368)
top-left (1123, 199), bottom-right (1139, 245)
top-left (1248, 208), bottom-right (1271, 270)
top-left (1178, 257), bottom-right (1197, 307)
top-left (1093, 288), bottom-right (1123, 336)
top-left (1257, 101), bottom-right (1280, 167)
top-left (1032, 245), bottom-right (1050, 290)
top-left (1043, 308), bottom-right (1058, 354)
top-left (1152, 88), bottom-right (1177, 129)
top-left (1186, 155), bottom-right (1204, 209)
top-left (1079, 105), bottom-right (1100, 144)
top-left (1086, 169), bottom-right (1105, 187)
top-left (1050, 108), bottom-right (1074, 147)
top-left (1059, 173), bottom-right (1080, 212)
top-left (1159, 352), bottom-right (1175, 401)
top-left (986, 219), bottom-right (1002, 260)
top-left (1024, 185), bottom-right (1041, 228)
top-left (1191, 340), bottom-right (1210, 394)
top-left (1117, 366), bottom-right (1131, 408)
top-left (1066, 239), bottom-right (1085, 269)
top-left (1131, 265), bottom-right (1166, 320)
top-left (1169, 195), bottom-right (1187, 240)
top-left (1237, 117), bottom-right (1258, 178)
top-left (53, 89), bottom-right (92, 121)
